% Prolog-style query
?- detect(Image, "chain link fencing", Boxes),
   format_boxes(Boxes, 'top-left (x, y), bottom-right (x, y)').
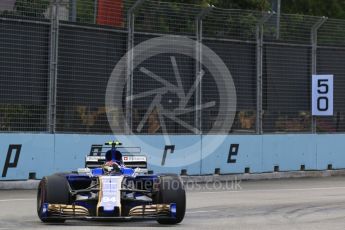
top-left (0, 0), bottom-right (344, 134)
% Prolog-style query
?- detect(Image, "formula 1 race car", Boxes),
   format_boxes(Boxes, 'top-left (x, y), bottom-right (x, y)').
top-left (37, 141), bottom-right (186, 225)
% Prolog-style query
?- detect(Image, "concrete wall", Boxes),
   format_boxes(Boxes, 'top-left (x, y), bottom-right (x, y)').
top-left (0, 133), bottom-right (344, 180)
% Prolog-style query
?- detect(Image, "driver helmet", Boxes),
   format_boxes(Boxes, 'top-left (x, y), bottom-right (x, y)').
top-left (103, 161), bottom-right (121, 174)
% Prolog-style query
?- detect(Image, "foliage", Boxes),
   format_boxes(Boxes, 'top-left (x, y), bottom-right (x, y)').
top-left (76, 0), bottom-right (95, 24)
top-left (165, 0), bottom-right (270, 10)
top-left (282, 0), bottom-right (345, 19)
top-left (205, 0), bottom-right (270, 11)
top-left (0, 104), bottom-right (43, 132)
top-left (166, 0), bottom-right (345, 19)
top-left (6, 0), bottom-right (345, 21)
top-left (14, 0), bottom-right (50, 18)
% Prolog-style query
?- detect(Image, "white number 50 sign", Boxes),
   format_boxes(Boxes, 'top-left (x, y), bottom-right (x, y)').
top-left (312, 74), bottom-right (333, 116)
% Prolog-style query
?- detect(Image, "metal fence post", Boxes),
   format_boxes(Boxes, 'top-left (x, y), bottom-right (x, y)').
top-left (256, 12), bottom-right (272, 134)
top-left (271, 0), bottom-right (281, 40)
top-left (195, 5), bottom-right (213, 134)
top-left (311, 16), bottom-right (328, 133)
top-left (48, 0), bottom-right (60, 133)
top-left (94, 0), bottom-right (98, 24)
top-left (69, 0), bottom-right (77, 22)
top-left (126, 0), bottom-right (146, 134)
top-left (276, 0), bottom-right (281, 40)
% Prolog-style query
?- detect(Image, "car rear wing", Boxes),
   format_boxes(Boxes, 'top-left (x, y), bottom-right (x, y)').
top-left (85, 155), bottom-right (147, 169)
top-left (85, 145), bottom-right (147, 169)
top-left (89, 145), bottom-right (141, 156)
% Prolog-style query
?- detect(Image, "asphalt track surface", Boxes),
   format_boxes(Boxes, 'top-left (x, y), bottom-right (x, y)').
top-left (1, 177), bottom-right (345, 230)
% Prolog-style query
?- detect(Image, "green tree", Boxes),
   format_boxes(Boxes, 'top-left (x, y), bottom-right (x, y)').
top-left (282, 0), bottom-right (345, 19)
top-left (15, 0), bottom-right (50, 18)
top-left (164, 0), bottom-right (345, 19)
top-left (167, 0), bottom-right (271, 11)
top-left (76, 0), bottom-right (95, 23)
top-left (206, 0), bottom-right (270, 11)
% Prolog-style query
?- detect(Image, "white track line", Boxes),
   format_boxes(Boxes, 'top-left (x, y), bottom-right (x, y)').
top-left (186, 210), bottom-right (219, 214)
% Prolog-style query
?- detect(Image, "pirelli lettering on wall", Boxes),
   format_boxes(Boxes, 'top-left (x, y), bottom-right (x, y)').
top-left (2, 144), bottom-right (22, 178)
top-left (161, 145), bottom-right (175, 166)
top-left (227, 144), bottom-right (239, 164)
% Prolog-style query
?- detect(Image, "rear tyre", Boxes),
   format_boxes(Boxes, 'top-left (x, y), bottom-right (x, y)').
top-left (156, 174), bottom-right (186, 225)
top-left (37, 174), bottom-right (70, 223)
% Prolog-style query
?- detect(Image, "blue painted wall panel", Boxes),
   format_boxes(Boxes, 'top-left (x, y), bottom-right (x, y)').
top-left (262, 135), bottom-right (317, 172)
top-left (54, 134), bottom-right (118, 172)
top-left (201, 135), bottom-right (262, 174)
top-left (54, 134), bottom-right (201, 175)
top-left (117, 135), bottom-right (202, 175)
top-left (0, 134), bottom-right (54, 180)
top-left (316, 134), bottom-right (345, 170)
top-left (0, 133), bottom-right (344, 180)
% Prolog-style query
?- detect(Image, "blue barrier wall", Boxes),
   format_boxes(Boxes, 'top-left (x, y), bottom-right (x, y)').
top-left (0, 133), bottom-right (344, 180)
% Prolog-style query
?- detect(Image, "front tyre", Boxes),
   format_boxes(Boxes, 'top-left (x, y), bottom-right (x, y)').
top-left (156, 174), bottom-right (186, 225)
top-left (37, 174), bottom-right (70, 223)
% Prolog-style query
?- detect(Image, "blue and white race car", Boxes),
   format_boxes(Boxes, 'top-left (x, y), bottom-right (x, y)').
top-left (37, 141), bottom-right (185, 225)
